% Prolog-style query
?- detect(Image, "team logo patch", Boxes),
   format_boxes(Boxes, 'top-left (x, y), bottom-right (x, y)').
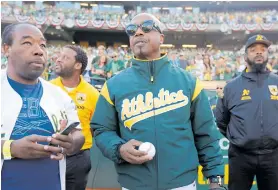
top-left (76, 93), bottom-right (86, 104)
top-left (269, 85), bottom-right (278, 100)
top-left (241, 89), bottom-right (251, 100)
top-left (256, 35), bottom-right (263, 41)
top-left (269, 85), bottom-right (278, 96)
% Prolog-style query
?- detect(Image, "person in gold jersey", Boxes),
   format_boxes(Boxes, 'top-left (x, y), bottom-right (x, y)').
top-left (51, 45), bottom-right (99, 190)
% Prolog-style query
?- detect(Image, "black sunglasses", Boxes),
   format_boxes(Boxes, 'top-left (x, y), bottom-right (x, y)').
top-left (125, 20), bottom-right (162, 37)
top-left (216, 87), bottom-right (223, 90)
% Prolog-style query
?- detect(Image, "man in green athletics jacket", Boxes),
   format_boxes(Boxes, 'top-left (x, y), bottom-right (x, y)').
top-left (92, 13), bottom-right (225, 190)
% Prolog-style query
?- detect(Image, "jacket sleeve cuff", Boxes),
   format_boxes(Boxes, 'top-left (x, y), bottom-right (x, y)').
top-left (203, 165), bottom-right (225, 179)
top-left (115, 143), bottom-right (126, 164)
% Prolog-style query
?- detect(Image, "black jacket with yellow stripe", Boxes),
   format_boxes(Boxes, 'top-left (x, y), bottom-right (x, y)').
top-left (92, 54), bottom-right (224, 190)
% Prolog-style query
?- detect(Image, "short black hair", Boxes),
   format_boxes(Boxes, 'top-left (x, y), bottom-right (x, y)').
top-left (1, 23), bottom-right (35, 46)
top-left (2, 23), bottom-right (18, 46)
top-left (64, 45), bottom-right (88, 74)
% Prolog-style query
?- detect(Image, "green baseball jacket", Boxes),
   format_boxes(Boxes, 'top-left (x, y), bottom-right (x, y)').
top-left (92, 54), bottom-right (224, 190)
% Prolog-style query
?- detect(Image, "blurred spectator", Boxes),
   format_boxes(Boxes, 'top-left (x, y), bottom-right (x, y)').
top-left (195, 54), bottom-right (206, 80)
top-left (48, 52), bottom-right (59, 80)
top-left (266, 63), bottom-right (273, 71)
top-left (215, 57), bottom-right (234, 80)
top-left (203, 54), bottom-right (214, 81)
top-left (91, 55), bottom-right (108, 85)
top-left (169, 51), bottom-right (180, 67)
top-left (91, 45), bottom-right (107, 66)
top-left (209, 83), bottom-right (226, 116)
top-left (118, 47), bottom-right (126, 60)
top-left (268, 56), bottom-right (278, 73)
top-left (235, 55), bottom-right (246, 75)
top-left (186, 58), bottom-right (203, 79)
top-left (271, 57), bottom-right (278, 74)
top-left (84, 47), bottom-right (94, 83)
top-left (177, 53), bottom-right (188, 70)
top-left (106, 52), bottom-right (125, 78)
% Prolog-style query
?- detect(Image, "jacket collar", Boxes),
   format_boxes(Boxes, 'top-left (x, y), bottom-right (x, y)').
top-left (241, 68), bottom-right (270, 81)
top-left (131, 53), bottom-right (169, 82)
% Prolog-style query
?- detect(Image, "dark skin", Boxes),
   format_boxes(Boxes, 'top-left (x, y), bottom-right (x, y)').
top-left (4, 25), bottom-right (47, 85)
top-left (55, 47), bottom-right (82, 87)
top-left (54, 47), bottom-right (94, 136)
top-left (129, 13), bottom-right (164, 60)
top-left (120, 14), bottom-right (165, 165)
top-left (245, 43), bottom-right (268, 72)
top-left (9, 121), bottom-right (76, 160)
top-left (119, 139), bottom-right (151, 165)
top-left (123, 14), bottom-right (222, 188)
top-left (2, 24), bottom-right (84, 160)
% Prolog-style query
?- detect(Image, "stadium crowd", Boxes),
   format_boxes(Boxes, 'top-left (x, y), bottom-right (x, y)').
top-left (2, 44), bottom-right (278, 84)
top-left (1, 2), bottom-right (278, 25)
top-left (2, 1), bottom-right (278, 188)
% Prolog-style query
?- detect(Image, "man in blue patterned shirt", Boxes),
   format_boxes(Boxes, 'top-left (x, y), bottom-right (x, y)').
top-left (1, 23), bottom-right (85, 190)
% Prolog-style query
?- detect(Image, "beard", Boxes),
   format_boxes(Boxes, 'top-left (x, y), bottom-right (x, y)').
top-left (133, 46), bottom-right (149, 60)
top-left (246, 57), bottom-right (268, 73)
top-left (55, 67), bottom-right (74, 78)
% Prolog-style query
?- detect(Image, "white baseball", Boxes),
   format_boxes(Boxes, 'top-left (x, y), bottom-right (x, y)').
top-left (139, 142), bottom-right (156, 158)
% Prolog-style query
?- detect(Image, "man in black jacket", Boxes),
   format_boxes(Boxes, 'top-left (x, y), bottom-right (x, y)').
top-left (215, 34), bottom-right (278, 190)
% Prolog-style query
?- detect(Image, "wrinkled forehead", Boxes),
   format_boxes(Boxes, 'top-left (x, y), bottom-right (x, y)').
top-left (131, 15), bottom-right (155, 25)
